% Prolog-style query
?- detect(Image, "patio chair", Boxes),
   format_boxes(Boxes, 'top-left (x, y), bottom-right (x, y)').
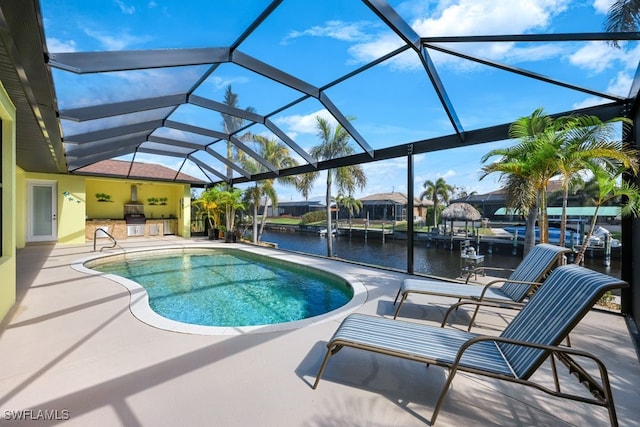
top-left (393, 243), bottom-right (571, 329)
top-left (313, 264), bottom-right (627, 426)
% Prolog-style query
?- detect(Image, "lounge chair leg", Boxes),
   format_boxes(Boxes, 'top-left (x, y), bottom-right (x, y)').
top-left (393, 294), bottom-right (407, 319)
top-left (431, 367), bottom-right (458, 425)
top-left (466, 305), bottom-right (481, 332)
top-left (313, 344), bottom-right (337, 389)
top-left (550, 353), bottom-right (561, 393)
top-left (602, 371), bottom-right (619, 427)
top-left (393, 287), bottom-right (402, 305)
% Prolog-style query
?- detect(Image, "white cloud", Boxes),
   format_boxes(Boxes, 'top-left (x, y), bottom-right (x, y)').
top-left (607, 71), bottom-right (634, 96)
top-left (621, 42), bottom-right (640, 70)
top-left (572, 71), bottom-right (634, 109)
top-left (284, 20), bottom-right (371, 44)
top-left (115, 0), bottom-right (135, 15)
top-left (281, 1), bottom-right (573, 72)
top-left (83, 28), bottom-right (149, 50)
top-left (411, 0), bottom-right (570, 68)
top-left (108, 68), bottom-right (202, 99)
top-left (504, 43), bottom-right (566, 63)
top-left (275, 109), bottom-right (336, 135)
top-left (568, 41), bottom-right (628, 73)
top-left (413, 0), bottom-right (569, 37)
top-left (362, 158), bottom-right (406, 178)
top-left (46, 38), bottom-right (77, 53)
top-left (592, 0), bottom-right (614, 14)
top-left (347, 34), bottom-right (416, 69)
top-left (206, 75), bottom-right (250, 91)
top-left (441, 169), bottom-right (457, 179)
top-left (347, 0), bottom-right (571, 71)
top-left (571, 96), bottom-right (601, 110)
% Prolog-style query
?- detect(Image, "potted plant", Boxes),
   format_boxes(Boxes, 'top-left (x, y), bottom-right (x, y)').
top-left (216, 186), bottom-right (245, 242)
top-left (95, 193), bottom-right (111, 202)
top-left (159, 197), bottom-right (168, 205)
top-left (147, 197), bottom-right (159, 205)
top-left (194, 187), bottom-right (222, 240)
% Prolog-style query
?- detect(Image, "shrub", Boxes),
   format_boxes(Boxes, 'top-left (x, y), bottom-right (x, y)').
top-left (300, 210), bottom-right (327, 225)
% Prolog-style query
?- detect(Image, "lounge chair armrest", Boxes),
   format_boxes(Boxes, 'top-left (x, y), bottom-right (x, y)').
top-left (476, 279), bottom-right (541, 300)
top-left (456, 336), bottom-right (613, 397)
top-left (459, 335), bottom-right (600, 358)
top-left (455, 335), bottom-right (612, 381)
top-left (440, 300), bottom-right (525, 328)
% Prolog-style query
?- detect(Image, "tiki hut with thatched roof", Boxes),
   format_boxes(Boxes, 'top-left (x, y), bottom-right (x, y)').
top-left (441, 202), bottom-right (482, 237)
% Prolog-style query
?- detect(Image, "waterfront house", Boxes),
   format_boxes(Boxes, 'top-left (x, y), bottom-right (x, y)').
top-left (358, 192), bottom-right (431, 222)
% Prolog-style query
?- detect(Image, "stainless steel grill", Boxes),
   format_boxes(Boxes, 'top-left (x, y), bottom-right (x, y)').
top-left (124, 185), bottom-right (145, 236)
top-left (124, 213), bottom-right (146, 224)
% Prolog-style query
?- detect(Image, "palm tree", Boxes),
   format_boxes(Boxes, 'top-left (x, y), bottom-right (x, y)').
top-left (194, 186), bottom-right (222, 238)
top-left (243, 183), bottom-right (264, 244)
top-left (309, 116), bottom-right (367, 257)
top-left (455, 188), bottom-right (477, 198)
top-left (604, 0), bottom-right (640, 47)
top-left (221, 85), bottom-right (256, 182)
top-left (555, 115), bottom-right (637, 246)
top-left (481, 108), bottom-right (560, 255)
top-left (420, 178), bottom-right (454, 230)
top-left (238, 135), bottom-right (298, 243)
top-left (217, 186), bottom-right (245, 242)
top-left (339, 194), bottom-right (363, 231)
top-left (574, 167), bottom-right (640, 265)
top-left (296, 172), bottom-right (319, 200)
top-left (256, 136), bottom-right (297, 242)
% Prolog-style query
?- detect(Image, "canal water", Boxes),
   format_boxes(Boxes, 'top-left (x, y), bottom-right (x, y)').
top-left (260, 230), bottom-right (622, 279)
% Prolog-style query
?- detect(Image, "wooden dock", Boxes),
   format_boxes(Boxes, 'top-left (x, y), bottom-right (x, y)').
top-left (337, 226), bottom-right (394, 240)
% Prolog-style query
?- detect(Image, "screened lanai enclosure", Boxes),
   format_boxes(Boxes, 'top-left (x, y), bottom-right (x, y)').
top-left (4, 1), bottom-right (640, 328)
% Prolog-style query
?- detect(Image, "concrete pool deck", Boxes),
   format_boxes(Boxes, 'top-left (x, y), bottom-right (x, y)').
top-left (1, 237), bottom-right (639, 426)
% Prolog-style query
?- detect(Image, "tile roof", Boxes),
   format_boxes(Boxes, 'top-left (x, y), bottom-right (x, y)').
top-left (359, 192), bottom-right (432, 206)
top-left (75, 160), bottom-right (205, 184)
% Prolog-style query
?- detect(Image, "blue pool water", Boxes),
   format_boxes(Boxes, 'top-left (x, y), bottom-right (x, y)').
top-left (88, 249), bottom-right (353, 327)
top-left (503, 226), bottom-right (581, 246)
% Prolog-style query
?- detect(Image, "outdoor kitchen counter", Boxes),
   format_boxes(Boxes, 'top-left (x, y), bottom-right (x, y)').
top-left (86, 219), bottom-right (176, 240)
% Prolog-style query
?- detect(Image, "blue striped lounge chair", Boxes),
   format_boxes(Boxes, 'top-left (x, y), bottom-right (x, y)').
top-left (313, 264), bottom-right (627, 426)
top-left (393, 243), bottom-right (571, 329)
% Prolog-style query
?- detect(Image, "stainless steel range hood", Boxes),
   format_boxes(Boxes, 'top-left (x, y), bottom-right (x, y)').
top-left (124, 185), bottom-right (145, 236)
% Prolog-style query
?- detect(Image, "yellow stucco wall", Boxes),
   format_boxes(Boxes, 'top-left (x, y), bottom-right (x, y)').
top-left (180, 185), bottom-right (192, 238)
top-left (86, 178), bottom-right (189, 224)
top-left (0, 82), bottom-right (17, 321)
top-left (22, 172), bottom-right (88, 245)
top-left (15, 167), bottom-right (25, 248)
top-left (15, 174), bottom-right (192, 247)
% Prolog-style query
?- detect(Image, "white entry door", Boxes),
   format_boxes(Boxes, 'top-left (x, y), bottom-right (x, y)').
top-left (27, 181), bottom-right (57, 242)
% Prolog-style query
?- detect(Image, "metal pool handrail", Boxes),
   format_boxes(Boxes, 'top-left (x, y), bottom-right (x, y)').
top-left (93, 227), bottom-right (118, 252)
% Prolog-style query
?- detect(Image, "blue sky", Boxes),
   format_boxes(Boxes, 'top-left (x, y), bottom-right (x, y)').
top-left (40, 0), bottom-right (640, 202)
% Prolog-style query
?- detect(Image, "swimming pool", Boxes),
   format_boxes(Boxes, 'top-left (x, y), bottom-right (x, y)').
top-left (75, 246), bottom-right (366, 335)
